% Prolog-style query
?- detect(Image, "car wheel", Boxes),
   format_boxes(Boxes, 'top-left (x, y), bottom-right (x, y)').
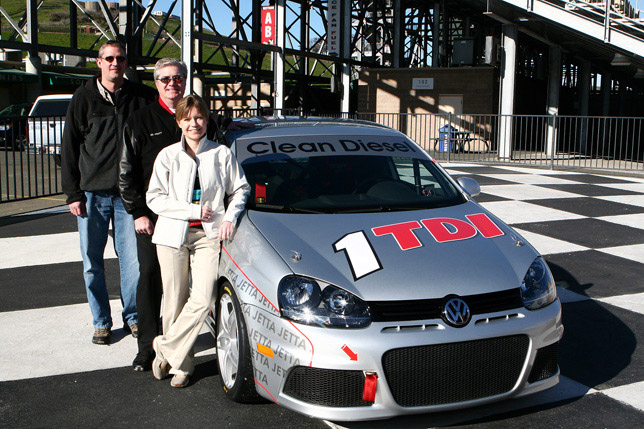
top-left (53, 154), bottom-right (61, 167)
top-left (216, 282), bottom-right (261, 402)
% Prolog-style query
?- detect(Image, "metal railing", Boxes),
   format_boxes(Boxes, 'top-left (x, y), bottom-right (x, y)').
top-left (543, 0), bottom-right (644, 40)
top-left (1, 111), bottom-right (642, 204)
top-left (0, 115), bottom-right (63, 203)
top-left (348, 112), bottom-right (643, 172)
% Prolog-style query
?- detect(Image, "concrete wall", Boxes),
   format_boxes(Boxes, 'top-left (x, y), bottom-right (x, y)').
top-left (357, 66), bottom-right (497, 114)
top-left (357, 67), bottom-right (498, 151)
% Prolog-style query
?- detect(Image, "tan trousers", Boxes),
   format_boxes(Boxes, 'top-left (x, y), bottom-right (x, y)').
top-left (155, 228), bottom-right (220, 376)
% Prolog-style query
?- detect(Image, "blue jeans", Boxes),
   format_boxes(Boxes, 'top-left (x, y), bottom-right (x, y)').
top-left (77, 191), bottom-right (139, 329)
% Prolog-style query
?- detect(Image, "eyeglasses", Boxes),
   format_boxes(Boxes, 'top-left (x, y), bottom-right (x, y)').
top-left (102, 55), bottom-right (126, 63)
top-left (156, 75), bottom-right (185, 85)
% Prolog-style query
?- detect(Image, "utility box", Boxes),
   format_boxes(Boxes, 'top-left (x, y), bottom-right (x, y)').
top-left (452, 38), bottom-right (474, 66)
top-left (438, 124), bottom-right (457, 152)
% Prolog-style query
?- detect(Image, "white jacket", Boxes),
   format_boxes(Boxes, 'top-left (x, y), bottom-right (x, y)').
top-left (146, 136), bottom-right (250, 249)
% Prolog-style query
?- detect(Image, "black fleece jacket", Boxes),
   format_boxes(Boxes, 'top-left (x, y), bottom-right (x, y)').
top-left (118, 99), bottom-right (230, 220)
top-left (61, 76), bottom-right (156, 204)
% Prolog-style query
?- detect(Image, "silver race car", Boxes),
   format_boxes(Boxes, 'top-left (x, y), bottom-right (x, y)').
top-left (205, 118), bottom-right (563, 421)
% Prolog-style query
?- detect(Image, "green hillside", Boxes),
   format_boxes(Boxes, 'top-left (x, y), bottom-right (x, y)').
top-left (1, 0), bottom-right (332, 77)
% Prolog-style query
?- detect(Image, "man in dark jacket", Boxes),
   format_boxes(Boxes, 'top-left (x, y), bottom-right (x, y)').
top-left (62, 40), bottom-right (156, 345)
top-left (119, 58), bottom-right (231, 371)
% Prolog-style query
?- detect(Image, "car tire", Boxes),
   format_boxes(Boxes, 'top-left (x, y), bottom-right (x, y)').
top-left (216, 281), bottom-right (262, 403)
top-left (53, 154), bottom-right (61, 167)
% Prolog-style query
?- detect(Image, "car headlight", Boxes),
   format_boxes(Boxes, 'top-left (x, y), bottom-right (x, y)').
top-left (278, 275), bottom-right (371, 328)
top-left (520, 257), bottom-right (557, 310)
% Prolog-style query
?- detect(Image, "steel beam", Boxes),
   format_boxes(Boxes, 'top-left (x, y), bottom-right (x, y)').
top-left (499, 24), bottom-right (517, 159)
top-left (274, 0), bottom-right (286, 110)
top-left (182, 0), bottom-right (195, 95)
top-left (341, 0), bottom-right (352, 114)
top-left (546, 45), bottom-right (561, 157)
top-left (98, 0), bottom-right (119, 39)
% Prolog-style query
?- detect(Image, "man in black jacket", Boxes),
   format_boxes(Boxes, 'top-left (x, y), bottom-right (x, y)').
top-left (119, 58), bottom-right (231, 371)
top-left (62, 40), bottom-right (156, 345)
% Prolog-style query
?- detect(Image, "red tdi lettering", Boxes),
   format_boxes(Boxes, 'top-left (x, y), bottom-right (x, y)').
top-left (466, 213), bottom-right (504, 238)
top-left (372, 221), bottom-right (423, 250)
top-left (421, 218), bottom-right (477, 243)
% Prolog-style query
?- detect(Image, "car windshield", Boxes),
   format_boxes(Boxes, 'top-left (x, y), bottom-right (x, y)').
top-left (241, 154), bottom-right (464, 213)
top-left (30, 100), bottom-right (70, 117)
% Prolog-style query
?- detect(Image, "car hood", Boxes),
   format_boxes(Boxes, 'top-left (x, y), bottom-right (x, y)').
top-left (247, 202), bottom-right (539, 302)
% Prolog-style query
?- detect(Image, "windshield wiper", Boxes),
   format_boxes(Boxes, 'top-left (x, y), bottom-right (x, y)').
top-left (252, 204), bottom-right (326, 214)
top-left (333, 206), bottom-right (391, 213)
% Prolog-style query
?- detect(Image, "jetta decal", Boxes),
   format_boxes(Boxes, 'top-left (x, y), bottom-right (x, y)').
top-left (336, 213), bottom-right (504, 281)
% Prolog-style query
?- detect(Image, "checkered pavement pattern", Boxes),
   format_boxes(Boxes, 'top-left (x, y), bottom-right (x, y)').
top-left (444, 162), bottom-right (644, 418)
top-left (2, 163), bottom-right (644, 426)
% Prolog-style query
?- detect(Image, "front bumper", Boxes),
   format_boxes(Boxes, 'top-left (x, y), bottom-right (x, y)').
top-left (238, 298), bottom-right (563, 421)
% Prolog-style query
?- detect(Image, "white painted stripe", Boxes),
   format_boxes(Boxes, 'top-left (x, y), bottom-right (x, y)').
top-left (596, 183), bottom-right (644, 193)
top-left (444, 169), bottom-right (474, 175)
top-left (598, 244), bottom-right (644, 265)
top-left (438, 162), bottom-right (480, 168)
top-left (596, 292), bottom-right (644, 316)
top-left (597, 213), bottom-right (644, 230)
top-left (480, 200), bottom-right (585, 224)
top-left (480, 184), bottom-right (581, 200)
top-left (596, 195), bottom-right (644, 208)
top-left (513, 228), bottom-right (589, 256)
top-left (0, 232), bottom-right (116, 269)
top-left (556, 287), bottom-right (591, 304)
top-left (0, 300), bottom-right (214, 382)
top-left (12, 205), bottom-right (69, 217)
top-left (484, 174), bottom-right (580, 185)
top-left (600, 381), bottom-right (644, 412)
top-left (492, 165), bottom-right (582, 175)
top-left (595, 175), bottom-right (644, 184)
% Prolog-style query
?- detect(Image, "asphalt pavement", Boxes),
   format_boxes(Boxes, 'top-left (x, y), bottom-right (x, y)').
top-left (2, 162), bottom-right (644, 428)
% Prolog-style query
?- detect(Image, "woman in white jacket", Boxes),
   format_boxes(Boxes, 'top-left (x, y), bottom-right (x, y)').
top-left (146, 94), bottom-right (249, 388)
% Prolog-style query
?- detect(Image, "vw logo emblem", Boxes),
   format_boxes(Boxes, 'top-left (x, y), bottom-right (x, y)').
top-left (441, 297), bottom-right (471, 328)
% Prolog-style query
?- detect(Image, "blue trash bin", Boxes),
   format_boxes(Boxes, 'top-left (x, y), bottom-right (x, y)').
top-left (438, 124), bottom-right (456, 152)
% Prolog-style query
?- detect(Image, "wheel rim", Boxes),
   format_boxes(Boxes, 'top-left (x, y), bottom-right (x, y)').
top-left (217, 293), bottom-right (239, 389)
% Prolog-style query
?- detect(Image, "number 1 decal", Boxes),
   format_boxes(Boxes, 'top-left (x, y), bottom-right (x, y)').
top-left (333, 231), bottom-right (382, 281)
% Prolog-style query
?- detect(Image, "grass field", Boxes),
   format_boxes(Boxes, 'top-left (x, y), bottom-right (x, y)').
top-left (1, 0), bottom-right (334, 78)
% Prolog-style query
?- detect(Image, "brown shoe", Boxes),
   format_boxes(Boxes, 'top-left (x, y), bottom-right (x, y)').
top-left (152, 337), bottom-right (169, 380)
top-left (152, 357), bottom-right (169, 380)
top-left (129, 323), bottom-right (139, 338)
top-left (170, 375), bottom-right (189, 388)
top-left (92, 327), bottom-right (111, 345)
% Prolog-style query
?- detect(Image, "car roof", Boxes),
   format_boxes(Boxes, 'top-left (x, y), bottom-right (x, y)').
top-left (33, 94), bottom-right (74, 102)
top-left (228, 116), bottom-right (433, 163)
top-left (228, 116), bottom-right (405, 140)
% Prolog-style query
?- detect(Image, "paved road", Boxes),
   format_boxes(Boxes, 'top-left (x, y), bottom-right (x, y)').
top-left (1, 163), bottom-right (644, 428)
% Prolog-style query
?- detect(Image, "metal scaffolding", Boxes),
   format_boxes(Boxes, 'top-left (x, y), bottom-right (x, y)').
top-left (1, 0), bottom-right (643, 114)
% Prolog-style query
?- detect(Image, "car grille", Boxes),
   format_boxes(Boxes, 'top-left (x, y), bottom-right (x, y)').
top-left (382, 335), bottom-right (529, 407)
top-left (369, 288), bottom-right (523, 322)
top-left (283, 367), bottom-right (373, 407)
top-left (528, 342), bottom-right (559, 383)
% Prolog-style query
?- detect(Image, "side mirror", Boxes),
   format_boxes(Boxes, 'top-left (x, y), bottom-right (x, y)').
top-left (457, 177), bottom-right (481, 198)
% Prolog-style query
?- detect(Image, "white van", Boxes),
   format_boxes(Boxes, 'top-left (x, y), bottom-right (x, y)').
top-left (27, 94), bottom-right (73, 160)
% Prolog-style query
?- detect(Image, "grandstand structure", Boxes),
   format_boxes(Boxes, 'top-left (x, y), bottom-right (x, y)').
top-left (0, 0), bottom-right (643, 116)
